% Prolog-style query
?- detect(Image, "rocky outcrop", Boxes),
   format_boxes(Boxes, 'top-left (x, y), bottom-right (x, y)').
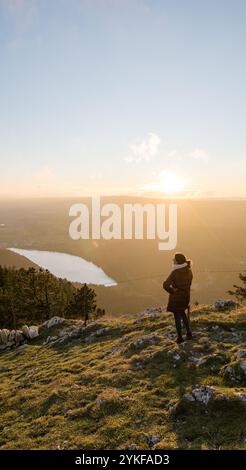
top-left (133, 306), bottom-right (164, 323)
top-left (0, 317), bottom-right (66, 351)
top-left (127, 333), bottom-right (161, 351)
top-left (0, 326), bottom-right (33, 350)
top-left (84, 327), bottom-right (111, 343)
top-left (0, 317), bottom-right (69, 351)
top-left (0, 329), bottom-right (10, 345)
top-left (43, 316), bottom-right (65, 329)
top-left (42, 322), bottom-right (112, 346)
top-left (213, 299), bottom-right (239, 310)
top-left (28, 326), bottom-right (39, 339)
top-left (222, 361), bottom-right (246, 384)
top-left (169, 385), bottom-right (246, 418)
top-left (183, 386), bottom-right (215, 405)
top-left (141, 306), bottom-right (164, 315)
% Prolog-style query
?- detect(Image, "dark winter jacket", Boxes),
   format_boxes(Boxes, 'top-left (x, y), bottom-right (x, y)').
top-left (163, 266), bottom-right (193, 313)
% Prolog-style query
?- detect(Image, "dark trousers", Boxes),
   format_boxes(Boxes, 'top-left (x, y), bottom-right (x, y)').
top-left (173, 311), bottom-right (192, 339)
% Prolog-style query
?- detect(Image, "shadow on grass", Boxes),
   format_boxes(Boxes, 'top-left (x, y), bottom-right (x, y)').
top-left (169, 395), bottom-right (246, 450)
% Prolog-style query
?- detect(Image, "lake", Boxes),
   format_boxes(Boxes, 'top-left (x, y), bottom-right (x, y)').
top-left (8, 248), bottom-right (117, 286)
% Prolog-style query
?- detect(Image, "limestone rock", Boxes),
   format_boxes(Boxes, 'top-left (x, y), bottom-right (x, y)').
top-left (213, 299), bottom-right (238, 310)
top-left (139, 306), bottom-right (163, 319)
top-left (183, 393), bottom-right (196, 402)
top-left (222, 360), bottom-right (246, 384)
top-left (95, 327), bottom-right (110, 336)
top-left (9, 330), bottom-right (16, 342)
top-left (0, 329), bottom-right (10, 344)
top-left (15, 330), bottom-right (25, 344)
top-left (191, 386), bottom-right (214, 405)
top-left (0, 328), bottom-right (26, 350)
top-left (20, 325), bottom-right (39, 340)
top-left (127, 443), bottom-right (138, 450)
top-left (149, 313), bottom-right (160, 320)
top-left (183, 386), bottom-right (214, 405)
top-left (129, 333), bottom-right (161, 350)
top-left (84, 327), bottom-right (111, 344)
top-left (43, 335), bottom-right (59, 345)
top-left (133, 318), bottom-right (145, 324)
top-left (145, 434), bottom-right (161, 448)
top-left (22, 325), bottom-right (30, 339)
top-left (28, 326), bottom-right (39, 339)
top-left (44, 316), bottom-right (65, 329)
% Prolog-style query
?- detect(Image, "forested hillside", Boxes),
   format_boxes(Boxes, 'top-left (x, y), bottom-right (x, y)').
top-left (0, 266), bottom-right (105, 329)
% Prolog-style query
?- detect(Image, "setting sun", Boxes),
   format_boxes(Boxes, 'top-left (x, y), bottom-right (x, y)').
top-left (139, 171), bottom-right (188, 196)
top-left (159, 171), bottom-right (187, 194)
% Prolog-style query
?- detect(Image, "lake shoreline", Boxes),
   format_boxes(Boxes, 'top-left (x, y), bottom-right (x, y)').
top-left (7, 248), bottom-right (117, 287)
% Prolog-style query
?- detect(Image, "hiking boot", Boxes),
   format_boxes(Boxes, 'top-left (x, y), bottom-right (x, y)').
top-left (186, 334), bottom-right (193, 340)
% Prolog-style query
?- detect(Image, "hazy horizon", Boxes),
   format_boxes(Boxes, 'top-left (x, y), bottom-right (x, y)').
top-left (1, 197), bottom-right (246, 313)
top-left (0, 194), bottom-right (246, 201)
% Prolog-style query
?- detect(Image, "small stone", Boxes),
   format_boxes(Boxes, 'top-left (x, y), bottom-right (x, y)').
top-left (145, 434), bottom-right (161, 448)
top-left (129, 334), bottom-right (161, 350)
top-left (128, 443), bottom-right (138, 450)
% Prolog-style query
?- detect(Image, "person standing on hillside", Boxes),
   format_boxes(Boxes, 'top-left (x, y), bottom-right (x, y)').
top-left (163, 253), bottom-right (193, 344)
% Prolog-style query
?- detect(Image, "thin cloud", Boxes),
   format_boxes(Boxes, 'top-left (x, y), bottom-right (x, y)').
top-left (125, 132), bottom-right (161, 163)
top-left (190, 148), bottom-right (209, 161)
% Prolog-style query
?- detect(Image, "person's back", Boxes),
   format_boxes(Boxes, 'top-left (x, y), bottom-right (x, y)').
top-left (172, 265), bottom-right (193, 289)
top-left (163, 253), bottom-right (193, 344)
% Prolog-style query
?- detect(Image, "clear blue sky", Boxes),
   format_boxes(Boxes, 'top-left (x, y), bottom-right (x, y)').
top-left (0, 0), bottom-right (246, 197)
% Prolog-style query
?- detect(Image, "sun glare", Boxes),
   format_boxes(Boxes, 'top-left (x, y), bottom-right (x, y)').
top-left (159, 171), bottom-right (187, 194)
top-left (139, 171), bottom-right (188, 196)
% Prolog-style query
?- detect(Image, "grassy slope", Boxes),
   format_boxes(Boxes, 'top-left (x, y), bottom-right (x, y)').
top-left (0, 307), bottom-right (245, 450)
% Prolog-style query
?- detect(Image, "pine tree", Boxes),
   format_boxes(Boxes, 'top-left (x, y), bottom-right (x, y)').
top-left (228, 273), bottom-right (246, 301)
top-left (66, 284), bottom-right (98, 326)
